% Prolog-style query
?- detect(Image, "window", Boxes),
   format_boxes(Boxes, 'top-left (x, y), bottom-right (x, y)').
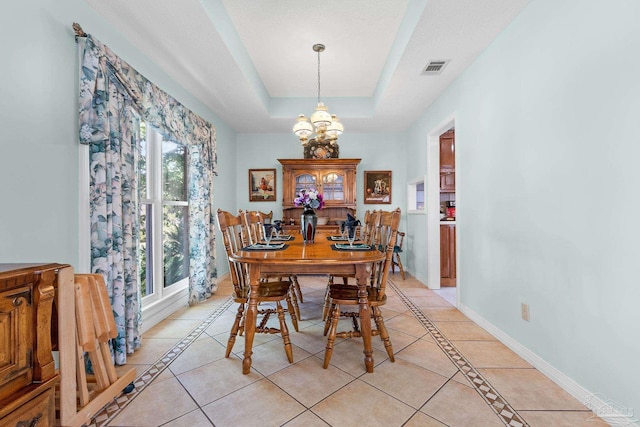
top-left (407, 175), bottom-right (426, 214)
top-left (139, 123), bottom-right (189, 304)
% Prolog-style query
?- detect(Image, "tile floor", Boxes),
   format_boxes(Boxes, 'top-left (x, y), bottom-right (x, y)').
top-left (92, 274), bottom-right (607, 427)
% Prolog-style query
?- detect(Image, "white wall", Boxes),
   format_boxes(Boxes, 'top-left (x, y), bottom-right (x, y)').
top-left (0, 0), bottom-right (237, 277)
top-left (406, 0), bottom-right (640, 416)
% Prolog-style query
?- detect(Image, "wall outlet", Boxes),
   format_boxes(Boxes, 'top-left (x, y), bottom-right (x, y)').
top-left (521, 303), bottom-right (530, 321)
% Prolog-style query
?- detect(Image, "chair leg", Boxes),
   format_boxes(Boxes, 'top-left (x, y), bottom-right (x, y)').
top-left (323, 303), bottom-right (340, 368)
top-left (322, 286), bottom-right (331, 321)
top-left (394, 253), bottom-right (405, 280)
top-left (226, 303), bottom-right (244, 358)
top-left (372, 306), bottom-right (394, 362)
top-left (286, 292), bottom-right (299, 332)
top-left (276, 301), bottom-right (294, 363)
top-left (291, 275), bottom-right (303, 303)
top-left (323, 302), bottom-right (336, 336)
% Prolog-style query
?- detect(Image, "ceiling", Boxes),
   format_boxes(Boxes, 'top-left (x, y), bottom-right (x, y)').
top-left (85, 0), bottom-right (530, 135)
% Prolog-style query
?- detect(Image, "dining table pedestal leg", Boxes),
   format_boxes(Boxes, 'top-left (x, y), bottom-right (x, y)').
top-left (356, 264), bottom-right (374, 373)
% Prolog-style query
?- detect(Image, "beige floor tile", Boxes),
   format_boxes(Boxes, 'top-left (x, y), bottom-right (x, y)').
top-left (167, 302), bottom-right (219, 320)
top-left (384, 312), bottom-right (429, 338)
top-left (404, 411), bottom-right (448, 427)
top-left (246, 339), bottom-right (313, 377)
top-left (395, 338), bottom-right (459, 378)
top-left (269, 357), bottom-right (355, 407)
top-left (434, 320), bottom-right (496, 340)
top-left (312, 379), bottom-right (416, 427)
top-left (422, 306), bottom-right (469, 321)
top-left (420, 380), bottom-right (505, 427)
top-left (293, 322), bottom-right (335, 355)
top-left (479, 368), bottom-right (590, 411)
top-left (450, 371), bottom-right (474, 388)
top-left (176, 357), bottom-right (262, 406)
top-left (201, 378), bottom-right (305, 427)
top-left (451, 340), bottom-right (532, 368)
top-left (383, 295), bottom-right (413, 313)
top-left (168, 335), bottom-right (227, 376)
top-left (360, 358), bottom-right (449, 409)
top-left (115, 363), bottom-right (147, 381)
top-left (108, 377), bottom-right (198, 426)
top-left (162, 409), bottom-right (213, 426)
top-left (432, 287), bottom-right (457, 305)
top-left (520, 410), bottom-right (611, 426)
top-left (214, 327), bottom-right (281, 356)
top-left (411, 295), bottom-right (452, 308)
top-left (282, 410), bottom-right (331, 426)
top-left (125, 338), bottom-right (178, 364)
top-left (398, 286), bottom-right (431, 296)
top-left (143, 318), bottom-right (203, 339)
top-left (97, 276), bottom-right (604, 427)
top-left (322, 338), bottom-right (390, 376)
top-left (371, 327), bottom-right (421, 355)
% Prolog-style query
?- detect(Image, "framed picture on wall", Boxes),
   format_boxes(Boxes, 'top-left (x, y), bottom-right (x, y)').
top-left (364, 170), bottom-right (392, 204)
top-left (249, 169), bottom-right (276, 202)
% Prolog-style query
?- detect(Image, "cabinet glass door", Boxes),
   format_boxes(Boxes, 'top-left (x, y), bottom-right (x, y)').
top-left (295, 173), bottom-right (317, 195)
top-left (322, 172), bottom-right (344, 202)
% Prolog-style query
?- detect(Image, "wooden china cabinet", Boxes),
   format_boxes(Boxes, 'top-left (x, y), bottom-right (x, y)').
top-left (278, 158), bottom-right (361, 229)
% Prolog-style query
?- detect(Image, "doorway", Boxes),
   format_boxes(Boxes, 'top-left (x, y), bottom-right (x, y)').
top-left (426, 115), bottom-right (458, 306)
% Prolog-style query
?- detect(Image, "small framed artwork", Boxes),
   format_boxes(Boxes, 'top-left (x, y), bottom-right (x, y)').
top-left (364, 170), bottom-right (392, 204)
top-left (248, 169), bottom-right (276, 202)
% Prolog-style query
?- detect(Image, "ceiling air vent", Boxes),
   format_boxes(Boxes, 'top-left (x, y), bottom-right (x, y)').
top-left (422, 60), bottom-right (449, 76)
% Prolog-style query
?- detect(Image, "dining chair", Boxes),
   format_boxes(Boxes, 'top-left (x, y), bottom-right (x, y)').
top-left (391, 231), bottom-right (406, 279)
top-left (242, 210), bottom-right (303, 318)
top-left (216, 209), bottom-right (296, 362)
top-left (322, 210), bottom-right (381, 320)
top-left (322, 207), bottom-right (401, 368)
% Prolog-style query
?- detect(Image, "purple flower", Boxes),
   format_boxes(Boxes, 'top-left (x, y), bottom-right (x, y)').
top-left (293, 188), bottom-right (324, 209)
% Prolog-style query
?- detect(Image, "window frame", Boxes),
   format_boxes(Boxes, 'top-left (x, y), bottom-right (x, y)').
top-left (140, 127), bottom-right (189, 308)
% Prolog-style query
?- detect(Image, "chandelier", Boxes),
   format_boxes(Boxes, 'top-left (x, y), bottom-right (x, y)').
top-left (292, 44), bottom-right (344, 146)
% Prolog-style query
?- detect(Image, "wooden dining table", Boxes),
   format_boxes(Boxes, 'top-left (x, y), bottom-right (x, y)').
top-left (229, 231), bottom-right (386, 374)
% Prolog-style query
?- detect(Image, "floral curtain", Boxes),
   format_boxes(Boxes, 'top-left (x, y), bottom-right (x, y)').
top-left (79, 35), bottom-right (218, 362)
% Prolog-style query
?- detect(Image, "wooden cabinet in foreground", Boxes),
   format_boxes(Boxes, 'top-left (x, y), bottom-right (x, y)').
top-left (279, 158), bottom-right (360, 228)
top-left (0, 263), bottom-right (72, 427)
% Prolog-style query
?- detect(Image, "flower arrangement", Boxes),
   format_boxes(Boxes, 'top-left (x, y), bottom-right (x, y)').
top-left (294, 188), bottom-right (324, 210)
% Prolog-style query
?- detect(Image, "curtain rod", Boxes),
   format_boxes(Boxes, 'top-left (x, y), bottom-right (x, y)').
top-left (73, 22), bottom-right (87, 40)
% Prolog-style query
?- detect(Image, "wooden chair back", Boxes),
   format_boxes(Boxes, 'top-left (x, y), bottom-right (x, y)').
top-left (370, 208), bottom-right (401, 300)
top-left (242, 210), bottom-right (273, 245)
top-left (216, 209), bottom-right (250, 295)
top-left (361, 210), bottom-right (381, 245)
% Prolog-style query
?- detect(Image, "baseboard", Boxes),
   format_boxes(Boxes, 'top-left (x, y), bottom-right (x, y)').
top-left (458, 303), bottom-right (639, 427)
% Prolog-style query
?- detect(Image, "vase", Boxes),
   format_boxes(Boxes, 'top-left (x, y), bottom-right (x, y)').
top-left (301, 208), bottom-right (317, 243)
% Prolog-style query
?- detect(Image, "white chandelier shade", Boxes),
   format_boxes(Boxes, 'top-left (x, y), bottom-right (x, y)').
top-left (292, 44), bottom-right (344, 146)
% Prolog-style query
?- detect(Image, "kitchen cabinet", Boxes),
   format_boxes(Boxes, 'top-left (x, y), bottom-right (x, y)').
top-left (0, 263), bottom-right (72, 426)
top-left (279, 158), bottom-right (360, 227)
top-left (439, 130), bottom-right (455, 170)
top-left (440, 225), bottom-right (456, 286)
top-left (439, 130), bottom-right (456, 193)
top-left (440, 171), bottom-right (455, 193)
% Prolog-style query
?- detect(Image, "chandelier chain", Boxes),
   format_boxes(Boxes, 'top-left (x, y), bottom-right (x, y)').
top-left (317, 48), bottom-right (321, 104)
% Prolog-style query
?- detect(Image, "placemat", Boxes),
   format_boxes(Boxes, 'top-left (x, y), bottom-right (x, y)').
top-left (242, 243), bottom-right (289, 251)
top-left (330, 244), bottom-right (375, 251)
top-left (271, 235), bottom-right (294, 241)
